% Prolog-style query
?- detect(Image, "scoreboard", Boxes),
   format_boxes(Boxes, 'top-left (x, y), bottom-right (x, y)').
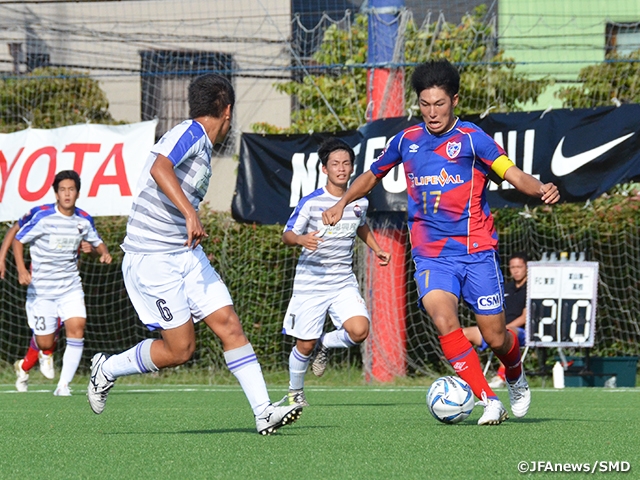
top-left (526, 261), bottom-right (599, 348)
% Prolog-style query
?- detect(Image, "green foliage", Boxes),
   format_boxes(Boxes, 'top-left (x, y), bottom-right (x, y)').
top-left (405, 6), bottom-right (549, 117)
top-left (491, 192), bottom-right (640, 361)
top-left (253, 6), bottom-right (549, 134)
top-left (556, 51), bottom-right (640, 108)
top-left (3, 190), bottom-right (638, 374)
top-left (0, 67), bottom-right (118, 133)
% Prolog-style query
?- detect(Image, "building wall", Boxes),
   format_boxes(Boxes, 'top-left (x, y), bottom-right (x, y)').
top-left (499, 0), bottom-right (640, 108)
top-left (0, 0), bottom-right (293, 212)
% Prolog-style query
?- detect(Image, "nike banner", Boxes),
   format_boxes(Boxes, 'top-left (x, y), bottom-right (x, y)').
top-left (232, 105), bottom-right (640, 224)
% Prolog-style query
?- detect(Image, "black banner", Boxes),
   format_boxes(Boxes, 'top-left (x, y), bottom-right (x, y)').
top-left (232, 105), bottom-right (640, 225)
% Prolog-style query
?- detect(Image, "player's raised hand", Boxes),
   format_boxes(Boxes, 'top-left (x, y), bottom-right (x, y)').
top-left (17, 268), bottom-right (31, 286)
top-left (322, 204), bottom-right (344, 226)
top-left (376, 250), bottom-right (391, 267)
top-left (298, 230), bottom-right (324, 251)
top-left (185, 214), bottom-right (208, 249)
top-left (540, 183), bottom-right (560, 204)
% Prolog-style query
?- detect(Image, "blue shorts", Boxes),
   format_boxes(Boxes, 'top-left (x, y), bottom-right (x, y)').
top-left (413, 250), bottom-right (504, 315)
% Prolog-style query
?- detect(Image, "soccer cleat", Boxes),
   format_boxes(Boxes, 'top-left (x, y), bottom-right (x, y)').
top-left (53, 384), bottom-right (72, 396)
top-left (507, 370), bottom-right (531, 418)
top-left (311, 344), bottom-right (330, 377)
top-left (14, 360), bottom-right (29, 393)
top-left (255, 403), bottom-right (303, 435)
top-left (39, 352), bottom-right (55, 379)
top-left (476, 393), bottom-right (509, 425)
top-left (488, 375), bottom-right (506, 389)
top-left (87, 353), bottom-right (115, 414)
top-left (287, 389), bottom-right (310, 407)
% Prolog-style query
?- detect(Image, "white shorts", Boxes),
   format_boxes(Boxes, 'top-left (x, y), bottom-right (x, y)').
top-left (122, 247), bottom-right (233, 331)
top-left (26, 289), bottom-right (86, 335)
top-left (282, 286), bottom-right (369, 340)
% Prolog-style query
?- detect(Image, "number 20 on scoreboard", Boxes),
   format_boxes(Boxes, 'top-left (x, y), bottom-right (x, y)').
top-left (526, 261), bottom-right (599, 348)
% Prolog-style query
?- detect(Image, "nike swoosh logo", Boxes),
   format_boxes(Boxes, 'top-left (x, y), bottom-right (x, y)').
top-left (551, 132), bottom-right (635, 176)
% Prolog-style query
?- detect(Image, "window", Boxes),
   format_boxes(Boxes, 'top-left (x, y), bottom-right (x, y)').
top-left (606, 22), bottom-right (640, 57)
top-left (140, 50), bottom-right (235, 154)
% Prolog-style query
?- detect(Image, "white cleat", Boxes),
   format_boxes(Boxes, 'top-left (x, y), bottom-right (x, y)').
top-left (39, 352), bottom-right (55, 380)
top-left (507, 370), bottom-right (531, 418)
top-left (87, 353), bottom-right (115, 414)
top-left (477, 393), bottom-right (509, 425)
top-left (53, 384), bottom-right (72, 396)
top-left (488, 375), bottom-right (506, 389)
top-left (255, 403), bottom-right (302, 435)
top-left (14, 360), bottom-right (29, 393)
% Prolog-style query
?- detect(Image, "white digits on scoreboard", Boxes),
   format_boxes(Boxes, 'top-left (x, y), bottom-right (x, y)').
top-left (537, 299), bottom-right (557, 343)
top-left (568, 299), bottom-right (591, 343)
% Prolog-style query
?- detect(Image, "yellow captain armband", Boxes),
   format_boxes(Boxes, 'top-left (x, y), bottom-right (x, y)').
top-left (491, 155), bottom-right (515, 180)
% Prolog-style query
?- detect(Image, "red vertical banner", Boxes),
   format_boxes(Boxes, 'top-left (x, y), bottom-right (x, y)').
top-left (366, 0), bottom-right (407, 382)
top-left (366, 226), bottom-right (407, 382)
top-left (367, 68), bottom-right (405, 120)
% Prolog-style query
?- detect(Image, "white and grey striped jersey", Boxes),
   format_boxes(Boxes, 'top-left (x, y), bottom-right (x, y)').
top-left (15, 204), bottom-right (103, 298)
top-left (285, 187), bottom-right (368, 295)
top-left (122, 119), bottom-right (213, 254)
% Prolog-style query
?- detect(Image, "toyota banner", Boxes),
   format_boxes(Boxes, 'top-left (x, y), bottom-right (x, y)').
top-left (232, 105), bottom-right (640, 225)
top-left (0, 121), bottom-right (157, 222)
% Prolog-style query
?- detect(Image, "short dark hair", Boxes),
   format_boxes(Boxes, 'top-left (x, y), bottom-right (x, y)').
top-left (188, 74), bottom-right (235, 119)
top-left (318, 138), bottom-right (355, 167)
top-left (53, 170), bottom-right (81, 192)
top-left (411, 59), bottom-right (460, 99)
top-left (509, 251), bottom-right (529, 263)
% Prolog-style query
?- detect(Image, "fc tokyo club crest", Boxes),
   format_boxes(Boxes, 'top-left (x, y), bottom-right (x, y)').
top-left (446, 141), bottom-right (462, 159)
top-left (353, 204), bottom-right (363, 218)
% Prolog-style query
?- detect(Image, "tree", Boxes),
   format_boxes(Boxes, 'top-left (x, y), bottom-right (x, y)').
top-left (253, 6), bottom-right (550, 134)
top-left (0, 67), bottom-right (118, 133)
top-left (556, 51), bottom-right (640, 108)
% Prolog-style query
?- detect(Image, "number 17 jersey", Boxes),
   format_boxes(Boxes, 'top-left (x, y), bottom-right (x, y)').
top-left (370, 119), bottom-right (510, 259)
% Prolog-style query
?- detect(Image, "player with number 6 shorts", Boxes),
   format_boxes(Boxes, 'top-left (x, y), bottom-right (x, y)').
top-left (87, 73), bottom-right (301, 435)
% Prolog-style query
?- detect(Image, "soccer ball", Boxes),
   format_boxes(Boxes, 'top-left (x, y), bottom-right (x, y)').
top-left (427, 376), bottom-right (475, 424)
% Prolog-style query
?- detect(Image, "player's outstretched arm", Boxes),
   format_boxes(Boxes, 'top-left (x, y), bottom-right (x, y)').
top-left (503, 165), bottom-right (560, 204)
top-left (150, 154), bottom-right (207, 249)
top-left (322, 171), bottom-right (380, 226)
top-left (282, 230), bottom-right (323, 251)
top-left (356, 224), bottom-right (390, 266)
top-left (95, 242), bottom-right (112, 264)
top-left (0, 223), bottom-right (19, 279)
top-left (12, 239), bottom-right (31, 286)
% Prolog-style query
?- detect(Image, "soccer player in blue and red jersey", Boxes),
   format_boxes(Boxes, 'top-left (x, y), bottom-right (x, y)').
top-left (323, 59), bottom-right (560, 425)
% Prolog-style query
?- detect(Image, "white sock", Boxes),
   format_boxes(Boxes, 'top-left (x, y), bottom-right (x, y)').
top-left (58, 338), bottom-right (84, 387)
top-left (102, 339), bottom-right (158, 381)
top-left (321, 330), bottom-right (357, 349)
top-left (225, 343), bottom-right (270, 416)
top-left (289, 346), bottom-right (310, 391)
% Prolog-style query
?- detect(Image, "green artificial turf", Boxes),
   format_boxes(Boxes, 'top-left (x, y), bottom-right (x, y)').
top-left (0, 384), bottom-right (638, 479)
